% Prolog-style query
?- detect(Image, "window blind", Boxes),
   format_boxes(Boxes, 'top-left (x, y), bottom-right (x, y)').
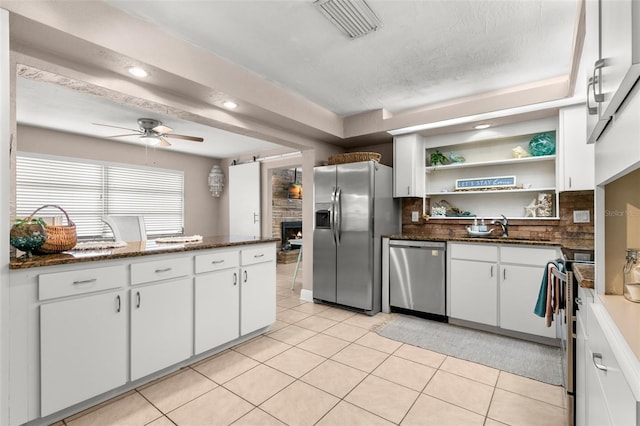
top-left (16, 154), bottom-right (184, 239)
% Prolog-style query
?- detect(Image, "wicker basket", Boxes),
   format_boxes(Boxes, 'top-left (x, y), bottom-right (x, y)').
top-left (328, 152), bottom-right (381, 165)
top-left (27, 205), bottom-right (77, 253)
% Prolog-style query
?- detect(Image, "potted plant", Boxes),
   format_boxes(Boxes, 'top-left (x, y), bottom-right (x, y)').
top-left (429, 150), bottom-right (450, 169)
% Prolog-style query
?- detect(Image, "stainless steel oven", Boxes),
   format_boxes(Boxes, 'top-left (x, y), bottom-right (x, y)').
top-left (556, 248), bottom-right (594, 426)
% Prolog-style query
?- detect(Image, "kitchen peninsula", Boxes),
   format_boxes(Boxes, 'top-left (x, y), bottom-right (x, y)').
top-left (8, 236), bottom-right (277, 426)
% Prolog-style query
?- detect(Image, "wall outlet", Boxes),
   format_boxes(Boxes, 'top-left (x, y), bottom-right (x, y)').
top-left (573, 210), bottom-right (590, 223)
top-left (411, 211), bottom-right (419, 222)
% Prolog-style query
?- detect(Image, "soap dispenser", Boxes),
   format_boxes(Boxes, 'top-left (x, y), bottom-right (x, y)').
top-left (480, 218), bottom-right (487, 232)
top-left (472, 217), bottom-right (478, 232)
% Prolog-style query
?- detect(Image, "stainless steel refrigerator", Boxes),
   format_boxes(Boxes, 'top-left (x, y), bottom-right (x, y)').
top-left (313, 161), bottom-right (399, 315)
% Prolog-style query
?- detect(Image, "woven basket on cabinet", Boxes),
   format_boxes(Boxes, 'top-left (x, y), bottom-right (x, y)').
top-left (327, 152), bottom-right (381, 165)
top-left (26, 205), bottom-right (77, 253)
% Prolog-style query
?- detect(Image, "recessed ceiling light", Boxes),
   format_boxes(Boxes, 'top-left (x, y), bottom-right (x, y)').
top-left (128, 67), bottom-right (148, 78)
top-left (223, 101), bottom-right (238, 109)
top-left (474, 124), bottom-right (491, 130)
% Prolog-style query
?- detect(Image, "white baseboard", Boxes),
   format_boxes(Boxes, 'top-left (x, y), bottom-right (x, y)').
top-left (300, 289), bottom-right (313, 302)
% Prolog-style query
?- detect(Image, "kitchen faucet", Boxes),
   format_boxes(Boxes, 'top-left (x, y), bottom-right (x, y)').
top-left (491, 214), bottom-right (509, 237)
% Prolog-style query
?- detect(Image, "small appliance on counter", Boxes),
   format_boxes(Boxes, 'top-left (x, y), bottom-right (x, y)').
top-left (623, 248), bottom-right (640, 302)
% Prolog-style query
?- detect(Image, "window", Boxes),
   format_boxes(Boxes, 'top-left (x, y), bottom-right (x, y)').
top-left (16, 153), bottom-right (184, 239)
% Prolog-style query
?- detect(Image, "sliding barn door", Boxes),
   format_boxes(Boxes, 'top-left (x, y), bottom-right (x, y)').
top-left (229, 162), bottom-right (261, 238)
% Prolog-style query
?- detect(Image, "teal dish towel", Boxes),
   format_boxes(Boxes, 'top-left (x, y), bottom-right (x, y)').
top-left (534, 260), bottom-right (561, 317)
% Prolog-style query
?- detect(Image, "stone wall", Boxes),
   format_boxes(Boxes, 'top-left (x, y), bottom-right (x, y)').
top-left (401, 190), bottom-right (594, 249)
top-left (272, 168), bottom-right (303, 251)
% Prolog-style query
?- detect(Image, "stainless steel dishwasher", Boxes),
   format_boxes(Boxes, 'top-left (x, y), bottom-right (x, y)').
top-left (389, 240), bottom-right (446, 318)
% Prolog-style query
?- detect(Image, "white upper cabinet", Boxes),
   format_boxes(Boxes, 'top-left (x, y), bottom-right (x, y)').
top-left (393, 133), bottom-right (425, 198)
top-left (559, 104), bottom-right (594, 191)
top-left (586, 0), bottom-right (640, 143)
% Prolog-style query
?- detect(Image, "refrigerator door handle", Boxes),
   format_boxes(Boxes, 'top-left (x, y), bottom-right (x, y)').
top-left (330, 186), bottom-right (338, 245)
top-left (335, 187), bottom-right (342, 246)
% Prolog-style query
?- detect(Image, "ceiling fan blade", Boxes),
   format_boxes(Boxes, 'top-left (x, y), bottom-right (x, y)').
top-left (164, 133), bottom-right (204, 142)
top-left (158, 137), bottom-right (172, 147)
top-left (93, 123), bottom-right (140, 133)
top-left (107, 133), bottom-right (142, 138)
top-left (152, 125), bottom-right (173, 134)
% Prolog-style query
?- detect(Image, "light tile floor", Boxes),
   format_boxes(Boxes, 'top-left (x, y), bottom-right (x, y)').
top-left (55, 263), bottom-right (567, 426)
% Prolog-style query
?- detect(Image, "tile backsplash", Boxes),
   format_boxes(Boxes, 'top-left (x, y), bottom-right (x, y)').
top-left (401, 190), bottom-right (594, 249)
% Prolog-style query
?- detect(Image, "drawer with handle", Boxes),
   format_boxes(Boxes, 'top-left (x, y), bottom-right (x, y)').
top-left (39, 265), bottom-right (126, 301)
top-left (241, 245), bottom-right (276, 266)
top-left (195, 250), bottom-right (239, 274)
top-left (131, 257), bottom-right (191, 285)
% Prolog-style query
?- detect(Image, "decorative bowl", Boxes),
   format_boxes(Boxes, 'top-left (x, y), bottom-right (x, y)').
top-left (466, 227), bottom-right (494, 237)
top-left (10, 221), bottom-right (47, 257)
top-left (529, 133), bottom-right (556, 156)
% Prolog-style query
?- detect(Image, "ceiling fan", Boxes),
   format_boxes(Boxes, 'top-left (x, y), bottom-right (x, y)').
top-left (93, 118), bottom-right (204, 147)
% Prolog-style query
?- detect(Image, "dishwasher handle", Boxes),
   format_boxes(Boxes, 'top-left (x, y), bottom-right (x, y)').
top-left (389, 240), bottom-right (445, 250)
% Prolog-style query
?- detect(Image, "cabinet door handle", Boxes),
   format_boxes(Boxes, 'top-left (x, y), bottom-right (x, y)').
top-left (503, 268), bottom-right (506, 280)
top-left (575, 296), bottom-right (582, 306)
top-left (116, 295), bottom-right (121, 313)
top-left (490, 265), bottom-right (494, 277)
top-left (211, 260), bottom-right (225, 264)
top-left (136, 291), bottom-right (141, 308)
top-left (73, 278), bottom-right (97, 285)
top-left (593, 59), bottom-right (605, 103)
top-left (592, 352), bottom-right (607, 372)
top-left (587, 75), bottom-right (598, 115)
top-left (233, 272), bottom-right (238, 286)
top-left (155, 267), bottom-right (172, 273)
top-left (244, 270), bottom-right (248, 283)
top-left (568, 177), bottom-right (572, 188)
top-left (407, 186), bottom-right (410, 195)
top-left (254, 253), bottom-right (264, 258)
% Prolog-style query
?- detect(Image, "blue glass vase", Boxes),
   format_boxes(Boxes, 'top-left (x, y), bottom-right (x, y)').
top-left (529, 133), bottom-right (556, 156)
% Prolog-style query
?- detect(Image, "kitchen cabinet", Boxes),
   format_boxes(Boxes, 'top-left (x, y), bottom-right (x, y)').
top-left (194, 249), bottom-right (240, 354)
top-left (499, 246), bottom-right (559, 338)
top-left (575, 285), bottom-right (594, 426)
top-left (449, 243), bottom-right (499, 326)
top-left (449, 242), bottom-right (559, 339)
top-left (240, 245), bottom-right (276, 335)
top-left (586, 303), bottom-right (637, 426)
top-left (130, 277), bottom-right (193, 381)
top-left (586, 0), bottom-right (640, 143)
top-left (40, 290), bottom-right (127, 417)
top-left (393, 133), bottom-right (425, 197)
top-left (423, 117), bottom-right (558, 218)
top-left (8, 240), bottom-right (276, 426)
top-left (559, 105), bottom-right (594, 191)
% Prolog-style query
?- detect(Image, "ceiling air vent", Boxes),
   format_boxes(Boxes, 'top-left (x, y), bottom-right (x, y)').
top-left (314, 0), bottom-right (383, 39)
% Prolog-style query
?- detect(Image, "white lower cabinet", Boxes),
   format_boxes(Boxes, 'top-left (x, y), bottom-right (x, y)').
top-left (130, 278), bottom-right (193, 381)
top-left (575, 286), bottom-right (593, 426)
top-left (241, 245), bottom-right (276, 335)
top-left (40, 290), bottom-right (127, 416)
top-left (449, 243), bottom-right (559, 338)
top-left (586, 304), bottom-right (637, 426)
top-left (499, 246), bottom-right (559, 338)
top-left (450, 258), bottom-right (498, 326)
top-left (194, 269), bottom-right (240, 354)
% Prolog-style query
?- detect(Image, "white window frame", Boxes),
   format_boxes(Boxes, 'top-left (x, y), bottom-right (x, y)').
top-left (15, 152), bottom-right (184, 239)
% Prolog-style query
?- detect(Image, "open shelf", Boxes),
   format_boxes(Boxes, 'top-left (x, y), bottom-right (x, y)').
top-left (426, 187), bottom-right (557, 196)
top-left (425, 155), bottom-right (555, 172)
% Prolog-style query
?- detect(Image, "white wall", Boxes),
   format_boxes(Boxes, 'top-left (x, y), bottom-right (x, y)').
top-left (16, 125), bottom-right (223, 236)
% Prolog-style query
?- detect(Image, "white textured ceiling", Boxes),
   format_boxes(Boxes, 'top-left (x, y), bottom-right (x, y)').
top-left (14, 0), bottom-right (580, 158)
top-left (105, 0), bottom-right (577, 116)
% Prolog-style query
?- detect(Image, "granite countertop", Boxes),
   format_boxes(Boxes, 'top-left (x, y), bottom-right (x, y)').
top-left (10, 235), bottom-right (279, 270)
top-left (572, 263), bottom-right (595, 289)
top-left (384, 234), bottom-right (562, 247)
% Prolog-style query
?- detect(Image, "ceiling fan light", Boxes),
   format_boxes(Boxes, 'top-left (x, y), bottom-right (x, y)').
top-left (223, 101), bottom-right (238, 109)
top-left (127, 67), bottom-right (149, 78)
top-left (139, 135), bottom-right (161, 145)
top-left (314, 0), bottom-right (382, 39)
